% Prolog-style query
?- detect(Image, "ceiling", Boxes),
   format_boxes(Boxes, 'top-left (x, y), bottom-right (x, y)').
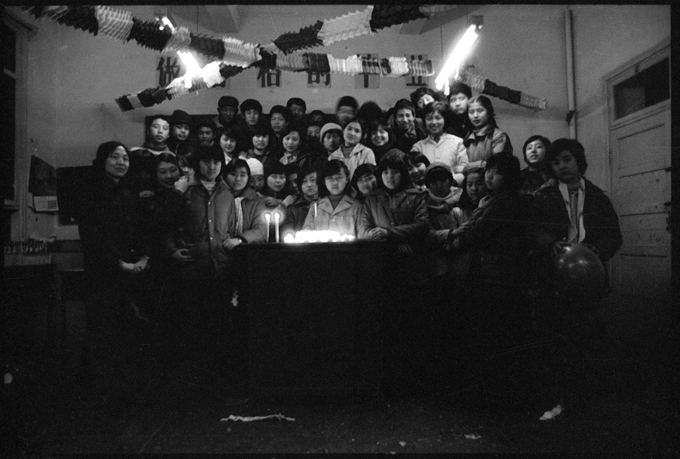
top-left (162, 4), bottom-right (480, 36)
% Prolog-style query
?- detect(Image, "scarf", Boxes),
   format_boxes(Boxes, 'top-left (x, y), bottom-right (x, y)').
top-left (234, 196), bottom-right (244, 236)
top-left (558, 178), bottom-right (586, 243)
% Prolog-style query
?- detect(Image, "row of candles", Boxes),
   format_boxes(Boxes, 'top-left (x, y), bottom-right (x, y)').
top-left (262, 209), bottom-right (356, 244)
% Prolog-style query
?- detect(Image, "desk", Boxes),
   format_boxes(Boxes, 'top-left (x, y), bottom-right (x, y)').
top-left (240, 241), bottom-right (391, 397)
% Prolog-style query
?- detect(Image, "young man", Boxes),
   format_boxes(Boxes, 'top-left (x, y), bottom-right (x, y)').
top-left (446, 82), bottom-right (473, 139)
top-left (233, 99), bottom-right (263, 155)
top-left (169, 110), bottom-right (194, 154)
top-left (196, 119), bottom-right (218, 148)
top-left (214, 95), bottom-right (241, 130)
top-left (389, 99), bottom-right (428, 154)
top-left (286, 97), bottom-right (307, 124)
top-left (317, 122), bottom-right (343, 166)
top-left (335, 95), bottom-right (359, 128)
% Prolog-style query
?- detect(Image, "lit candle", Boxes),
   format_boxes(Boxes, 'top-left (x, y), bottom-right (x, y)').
top-left (264, 213), bottom-right (271, 243)
top-left (274, 211), bottom-right (281, 243)
top-left (314, 202), bottom-right (317, 218)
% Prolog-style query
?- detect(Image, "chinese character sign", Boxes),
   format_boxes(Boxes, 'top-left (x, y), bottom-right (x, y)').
top-left (405, 54), bottom-right (431, 88)
top-left (355, 54), bottom-right (379, 89)
top-left (157, 55), bottom-right (184, 87)
top-left (258, 68), bottom-right (281, 88)
top-left (307, 71), bottom-right (331, 89)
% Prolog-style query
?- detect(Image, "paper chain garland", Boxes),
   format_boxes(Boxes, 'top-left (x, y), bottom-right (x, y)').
top-left (23, 5), bottom-right (546, 112)
top-left (457, 69), bottom-right (547, 111)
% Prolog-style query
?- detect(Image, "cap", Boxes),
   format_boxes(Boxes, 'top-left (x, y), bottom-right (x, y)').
top-left (424, 162), bottom-right (454, 183)
top-left (246, 157), bottom-right (264, 176)
top-left (170, 109), bottom-right (192, 127)
top-left (319, 123), bottom-right (343, 140)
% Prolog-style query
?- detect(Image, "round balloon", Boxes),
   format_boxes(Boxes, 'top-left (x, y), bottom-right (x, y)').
top-left (553, 243), bottom-right (607, 302)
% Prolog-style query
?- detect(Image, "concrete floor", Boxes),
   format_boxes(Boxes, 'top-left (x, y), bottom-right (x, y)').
top-left (2, 300), bottom-right (678, 455)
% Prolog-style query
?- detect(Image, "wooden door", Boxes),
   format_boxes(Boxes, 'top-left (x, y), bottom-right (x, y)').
top-left (606, 41), bottom-right (671, 333)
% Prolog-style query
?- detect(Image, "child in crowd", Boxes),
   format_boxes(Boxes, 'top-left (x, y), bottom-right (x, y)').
top-left (195, 119), bottom-right (218, 148)
top-left (464, 95), bottom-right (513, 168)
top-left (446, 82), bottom-right (473, 139)
top-left (282, 163), bottom-right (319, 234)
top-left (520, 135), bottom-right (553, 195)
top-left (132, 114), bottom-right (173, 156)
top-left (318, 122), bottom-right (343, 164)
top-left (447, 153), bottom-right (530, 395)
top-left (367, 117), bottom-right (395, 164)
top-left (329, 117), bottom-right (376, 179)
top-left (350, 163), bottom-right (378, 203)
top-left (246, 158), bottom-right (265, 194)
top-left (303, 159), bottom-right (362, 237)
top-left (407, 151), bottom-right (430, 190)
top-left (168, 110), bottom-right (194, 155)
top-left (335, 95), bottom-right (359, 128)
top-left (411, 101), bottom-right (468, 185)
top-left (389, 99), bottom-right (428, 154)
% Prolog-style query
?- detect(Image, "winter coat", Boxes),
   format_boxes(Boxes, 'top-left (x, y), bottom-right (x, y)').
top-left (282, 194), bottom-right (317, 233)
top-left (329, 143), bottom-right (376, 179)
top-left (302, 194), bottom-right (362, 237)
top-left (233, 187), bottom-right (268, 243)
top-left (358, 188), bottom-right (429, 242)
top-left (464, 125), bottom-right (513, 168)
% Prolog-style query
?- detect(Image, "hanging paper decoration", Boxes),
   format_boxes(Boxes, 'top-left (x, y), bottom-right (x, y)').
top-left (221, 37), bottom-right (262, 68)
top-left (419, 5), bottom-right (458, 17)
top-left (43, 5), bottom-right (99, 36)
top-left (162, 26), bottom-right (191, 53)
top-left (128, 17), bottom-right (172, 51)
top-left (388, 57), bottom-right (409, 76)
top-left (115, 87), bottom-right (168, 112)
top-left (188, 32), bottom-right (227, 61)
top-left (95, 6), bottom-right (134, 42)
top-left (317, 6), bottom-right (374, 46)
top-left (369, 5), bottom-right (428, 32)
top-left (23, 6), bottom-right (70, 21)
top-left (457, 69), bottom-right (547, 110)
top-left (273, 21), bottom-right (324, 54)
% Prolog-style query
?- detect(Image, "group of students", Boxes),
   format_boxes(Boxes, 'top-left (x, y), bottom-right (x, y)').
top-left (75, 82), bottom-right (623, 404)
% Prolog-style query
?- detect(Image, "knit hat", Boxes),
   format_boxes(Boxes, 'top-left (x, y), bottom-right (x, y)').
top-left (170, 109), bottom-right (192, 127)
top-left (319, 122), bottom-right (343, 141)
top-left (240, 99), bottom-right (263, 115)
top-left (218, 95), bottom-right (239, 109)
top-left (424, 162), bottom-right (454, 184)
top-left (246, 157), bottom-right (264, 176)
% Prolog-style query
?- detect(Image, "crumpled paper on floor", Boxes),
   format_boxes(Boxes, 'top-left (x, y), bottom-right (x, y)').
top-left (221, 414), bottom-right (295, 422)
top-left (539, 404), bottom-right (563, 421)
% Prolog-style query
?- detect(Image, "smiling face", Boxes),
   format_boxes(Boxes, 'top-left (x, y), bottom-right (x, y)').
top-left (149, 118), bottom-right (170, 145)
top-left (525, 140), bottom-right (547, 166)
top-left (252, 134), bottom-right (269, 151)
top-left (156, 160), bottom-right (180, 189)
top-left (325, 169), bottom-right (348, 196)
top-left (343, 121), bottom-right (363, 147)
top-left (425, 111), bottom-right (445, 136)
top-left (396, 108), bottom-right (415, 131)
top-left (408, 161), bottom-right (427, 186)
top-left (468, 102), bottom-right (489, 129)
top-left (382, 168), bottom-right (402, 190)
top-left (370, 126), bottom-right (390, 147)
top-left (226, 166), bottom-right (249, 193)
top-left (104, 146), bottom-right (129, 181)
top-left (282, 130), bottom-right (301, 154)
top-left (172, 123), bottom-right (190, 142)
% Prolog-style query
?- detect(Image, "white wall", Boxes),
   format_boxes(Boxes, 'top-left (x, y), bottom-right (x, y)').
top-left (8, 4), bottom-right (670, 240)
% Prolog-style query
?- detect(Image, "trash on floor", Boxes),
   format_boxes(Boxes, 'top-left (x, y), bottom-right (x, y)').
top-left (221, 414), bottom-right (296, 422)
top-left (539, 404), bottom-right (564, 421)
top-left (464, 434), bottom-right (481, 440)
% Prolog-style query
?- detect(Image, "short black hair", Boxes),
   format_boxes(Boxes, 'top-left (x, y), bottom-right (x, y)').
top-left (336, 95), bottom-right (359, 112)
top-left (522, 135), bottom-right (551, 165)
top-left (485, 152), bottom-right (521, 190)
top-left (377, 154), bottom-right (413, 192)
top-left (286, 97), bottom-right (306, 112)
top-left (545, 138), bottom-right (588, 176)
top-left (448, 82), bottom-right (472, 99)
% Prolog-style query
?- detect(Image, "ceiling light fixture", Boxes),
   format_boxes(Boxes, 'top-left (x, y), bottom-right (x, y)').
top-left (435, 24), bottom-right (479, 95)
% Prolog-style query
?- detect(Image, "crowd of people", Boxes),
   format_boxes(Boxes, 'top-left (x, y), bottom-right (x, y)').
top-left (74, 82), bottom-right (623, 406)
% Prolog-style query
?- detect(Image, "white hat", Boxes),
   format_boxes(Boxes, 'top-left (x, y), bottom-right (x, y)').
top-left (246, 157), bottom-right (264, 176)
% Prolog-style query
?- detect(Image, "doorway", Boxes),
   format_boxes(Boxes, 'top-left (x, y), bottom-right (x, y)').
top-left (605, 39), bottom-right (671, 339)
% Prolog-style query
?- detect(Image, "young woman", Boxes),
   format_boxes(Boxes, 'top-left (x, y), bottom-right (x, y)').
top-left (223, 158), bottom-right (268, 245)
top-left (407, 151), bottom-right (430, 190)
top-left (328, 117), bottom-right (376, 179)
top-left (452, 166), bottom-right (487, 228)
top-left (302, 160), bottom-right (362, 237)
top-left (282, 163), bottom-right (320, 234)
top-left (411, 101), bottom-right (468, 186)
top-left (75, 141), bottom-right (152, 397)
top-left (350, 163), bottom-right (378, 204)
top-left (464, 95), bottom-right (513, 169)
top-left (519, 135), bottom-right (553, 195)
top-left (246, 122), bottom-right (278, 173)
top-left (220, 126), bottom-right (246, 166)
top-left (366, 117), bottom-right (395, 164)
top-left (279, 125), bottom-right (311, 169)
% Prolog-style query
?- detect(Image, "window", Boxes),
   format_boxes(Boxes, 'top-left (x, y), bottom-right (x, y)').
top-left (613, 57), bottom-right (669, 120)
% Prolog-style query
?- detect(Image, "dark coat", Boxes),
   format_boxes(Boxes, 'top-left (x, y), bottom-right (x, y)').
top-left (358, 188), bottom-right (429, 242)
top-left (531, 178), bottom-right (622, 263)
